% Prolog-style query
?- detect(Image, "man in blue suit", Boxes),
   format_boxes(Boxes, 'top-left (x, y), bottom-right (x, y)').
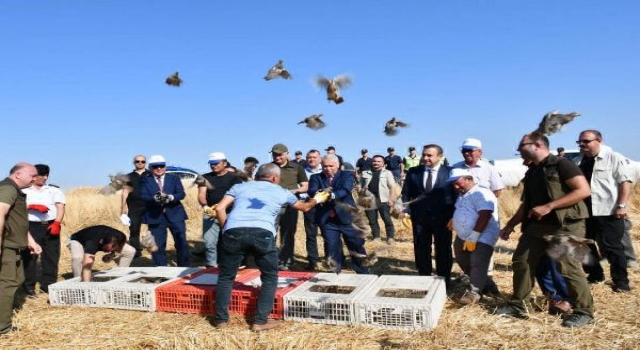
top-left (139, 155), bottom-right (190, 267)
top-left (401, 144), bottom-right (455, 284)
top-left (308, 154), bottom-right (370, 274)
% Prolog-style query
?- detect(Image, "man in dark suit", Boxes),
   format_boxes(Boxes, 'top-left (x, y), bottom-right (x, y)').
top-left (308, 154), bottom-right (369, 274)
top-left (401, 144), bottom-right (455, 283)
top-left (139, 155), bottom-right (190, 267)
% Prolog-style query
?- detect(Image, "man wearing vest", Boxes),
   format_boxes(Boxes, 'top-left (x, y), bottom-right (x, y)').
top-left (496, 133), bottom-right (594, 328)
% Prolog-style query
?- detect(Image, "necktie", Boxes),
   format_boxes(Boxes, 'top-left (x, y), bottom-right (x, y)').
top-left (327, 176), bottom-right (336, 218)
top-left (424, 168), bottom-right (433, 193)
top-left (156, 177), bottom-right (163, 191)
top-left (328, 176), bottom-right (334, 187)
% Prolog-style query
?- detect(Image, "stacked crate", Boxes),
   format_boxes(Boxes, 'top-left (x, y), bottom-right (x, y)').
top-left (353, 275), bottom-right (446, 331)
top-left (229, 271), bottom-right (317, 319)
top-left (98, 272), bottom-right (182, 312)
top-left (283, 273), bottom-right (378, 325)
top-left (95, 266), bottom-right (202, 278)
top-left (49, 274), bottom-right (129, 307)
top-left (155, 268), bottom-right (260, 315)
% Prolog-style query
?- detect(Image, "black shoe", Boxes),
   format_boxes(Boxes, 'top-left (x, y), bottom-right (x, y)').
top-left (482, 284), bottom-right (501, 298)
top-left (561, 313), bottom-right (594, 327)
top-left (25, 290), bottom-right (37, 299)
top-left (0, 325), bottom-right (16, 335)
top-left (587, 275), bottom-right (605, 284)
top-left (304, 263), bottom-right (317, 272)
top-left (493, 303), bottom-right (529, 319)
top-left (278, 262), bottom-right (290, 271)
top-left (191, 250), bottom-right (206, 258)
top-left (613, 284), bottom-right (631, 293)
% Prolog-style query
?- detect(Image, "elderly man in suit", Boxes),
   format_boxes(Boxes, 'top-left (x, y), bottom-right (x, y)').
top-left (401, 144), bottom-right (455, 284)
top-left (139, 155), bottom-right (190, 267)
top-left (308, 154), bottom-right (370, 274)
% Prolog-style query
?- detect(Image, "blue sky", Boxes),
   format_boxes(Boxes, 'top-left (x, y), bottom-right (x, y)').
top-left (2, 1), bottom-right (639, 189)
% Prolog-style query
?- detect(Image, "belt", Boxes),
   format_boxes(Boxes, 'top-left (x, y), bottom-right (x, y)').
top-left (2, 246), bottom-right (27, 254)
top-left (30, 220), bottom-right (54, 225)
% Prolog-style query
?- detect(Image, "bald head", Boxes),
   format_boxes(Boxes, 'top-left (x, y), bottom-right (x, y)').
top-left (9, 162), bottom-right (37, 189)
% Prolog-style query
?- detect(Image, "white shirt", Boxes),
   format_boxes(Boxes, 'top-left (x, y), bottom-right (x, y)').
top-left (424, 165), bottom-right (439, 189)
top-left (23, 185), bottom-right (66, 222)
top-left (452, 159), bottom-right (505, 193)
top-left (578, 144), bottom-right (635, 216)
top-left (452, 184), bottom-right (499, 246)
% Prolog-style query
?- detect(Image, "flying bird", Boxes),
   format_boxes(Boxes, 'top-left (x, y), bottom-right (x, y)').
top-left (141, 233), bottom-right (159, 253)
top-left (99, 173), bottom-right (130, 195)
top-left (544, 234), bottom-right (596, 265)
top-left (192, 175), bottom-right (214, 190)
top-left (390, 196), bottom-right (425, 219)
top-left (384, 117), bottom-right (409, 136)
top-left (349, 251), bottom-right (379, 268)
top-left (335, 202), bottom-right (371, 239)
top-left (264, 59), bottom-right (292, 80)
top-left (533, 110), bottom-right (580, 136)
top-left (316, 74), bottom-right (352, 104)
top-left (323, 256), bottom-right (340, 274)
top-left (298, 114), bottom-right (325, 130)
top-left (355, 187), bottom-right (377, 210)
top-left (165, 71), bottom-right (183, 87)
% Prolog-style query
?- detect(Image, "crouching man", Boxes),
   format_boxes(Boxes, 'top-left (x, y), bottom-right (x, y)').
top-left (67, 225), bottom-right (136, 282)
top-left (449, 168), bottom-right (500, 304)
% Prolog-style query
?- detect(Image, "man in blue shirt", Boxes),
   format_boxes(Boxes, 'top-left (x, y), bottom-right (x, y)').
top-left (212, 163), bottom-right (329, 332)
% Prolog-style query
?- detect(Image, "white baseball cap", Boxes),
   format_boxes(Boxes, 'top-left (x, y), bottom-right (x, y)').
top-left (208, 152), bottom-right (226, 165)
top-left (461, 138), bottom-right (482, 150)
top-left (447, 168), bottom-right (473, 182)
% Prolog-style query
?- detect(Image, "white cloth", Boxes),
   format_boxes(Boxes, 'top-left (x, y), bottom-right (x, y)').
top-left (578, 144), bottom-right (635, 216)
top-left (23, 185), bottom-right (66, 222)
top-left (452, 184), bottom-right (500, 246)
top-left (423, 166), bottom-right (438, 189)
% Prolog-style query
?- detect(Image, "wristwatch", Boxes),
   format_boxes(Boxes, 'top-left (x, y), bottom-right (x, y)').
top-left (617, 203), bottom-right (627, 209)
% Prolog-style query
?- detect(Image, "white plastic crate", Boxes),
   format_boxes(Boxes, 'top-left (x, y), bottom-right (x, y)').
top-left (353, 275), bottom-right (446, 331)
top-left (98, 273), bottom-right (179, 312)
top-left (283, 273), bottom-right (379, 325)
top-left (49, 274), bottom-right (128, 307)
top-left (95, 266), bottom-right (202, 278)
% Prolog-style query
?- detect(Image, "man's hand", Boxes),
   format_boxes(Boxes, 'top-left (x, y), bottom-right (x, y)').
top-left (528, 204), bottom-right (552, 221)
top-left (499, 225), bottom-right (515, 241)
top-left (203, 205), bottom-right (217, 218)
top-left (463, 231), bottom-right (481, 252)
top-left (120, 214), bottom-right (131, 226)
top-left (447, 219), bottom-right (454, 231)
top-left (48, 221), bottom-right (62, 236)
top-left (27, 204), bottom-right (49, 213)
top-left (154, 192), bottom-right (171, 205)
top-left (28, 241), bottom-right (42, 255)
top-left (313, 190), bottom-right (331, 204)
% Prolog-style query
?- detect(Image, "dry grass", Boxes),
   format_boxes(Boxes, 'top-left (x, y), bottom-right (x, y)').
top-left (2, 184), bottom-right (640, 349)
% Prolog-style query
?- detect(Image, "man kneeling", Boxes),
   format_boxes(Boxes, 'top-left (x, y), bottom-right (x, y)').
top-left (67, 225), bottom-right (136, 282)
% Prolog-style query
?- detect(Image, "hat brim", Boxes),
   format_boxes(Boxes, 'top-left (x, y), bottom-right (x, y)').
top-left (447, 175), bottom-right (463, 183)
top-left (208, 160), bottom-right (222, 165)
top-left (149, 162), bottom-right (166, 167)
top-left (461, 146), bottom-right (479, 150)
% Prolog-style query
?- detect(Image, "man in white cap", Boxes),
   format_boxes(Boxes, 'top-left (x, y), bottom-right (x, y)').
top-left (448, 168), bottom-right (500, 304)
top-left (139, 155), bottom-right (190, 267)
top-left (197, 152), bottom-right (243, 268)
top-left (452, 137), bottom-right (505, 296)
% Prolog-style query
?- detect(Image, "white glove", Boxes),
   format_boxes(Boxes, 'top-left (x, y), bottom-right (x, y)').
top-left (466, 231), bottom-right (481, 243)
top-left (120, 214), bottom-right (131, 226)
top-left (167, 194), bottom-right (174, 202)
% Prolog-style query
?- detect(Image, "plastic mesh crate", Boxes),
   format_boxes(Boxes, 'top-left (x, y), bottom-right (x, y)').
top-left (353, 275), bottom-right (447, 331)
top-left (283, 273), bottom-right (379, 325)
top-left (98, 273), bottom-right (179, 312)
top-left (230, 271), bottom-right (316, 319)
top-left (95, 266), bottom-right (202, 278)
top-left (49, 275), bottom-right (128, 307)
top-left (155, 268), bottom-right (260, 315)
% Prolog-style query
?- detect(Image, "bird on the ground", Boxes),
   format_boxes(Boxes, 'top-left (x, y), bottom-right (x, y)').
top-left (533, 110), bottom-right (580, 136)
top-left (264, 59), bottom-right (292, 80)
top-left (99, 173), bottom-right (130, 195)
top-left (141, 233), bottom-right (159, 253)
top-left (384, 117), bottom-right (409, 136)
top-left (165, 71), bottom-right (183, 87)
top-left (316, 74), bottom-right (352, 104)
top-left (298, 114), bottom-right (325, 130)
top-left (544, 234), bottom-right (595, 265)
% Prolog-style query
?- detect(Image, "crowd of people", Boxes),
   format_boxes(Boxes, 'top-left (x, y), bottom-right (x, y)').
top-left (0, 128), bottom-right (636, 333)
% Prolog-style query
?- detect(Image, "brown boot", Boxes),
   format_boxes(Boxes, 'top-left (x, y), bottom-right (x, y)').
top-left (548, 300), bottom-right (572, 315)
top-left (251, 319), bottom-right (283, 332)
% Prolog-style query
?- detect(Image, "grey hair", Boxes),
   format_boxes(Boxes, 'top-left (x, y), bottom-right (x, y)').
top-left (322, 154), bottom-right (340, 164)
top-left (256, 163), bottom-right (281, 179)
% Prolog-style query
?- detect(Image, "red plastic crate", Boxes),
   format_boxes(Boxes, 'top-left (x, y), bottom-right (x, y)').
top-left (229, 271), bottom-right (317, 319)
top-left (155, 268), bottom-right (260, 315)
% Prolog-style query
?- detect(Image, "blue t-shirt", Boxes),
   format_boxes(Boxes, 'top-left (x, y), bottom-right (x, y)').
top-left (223, 181), bottom-right (298, 236)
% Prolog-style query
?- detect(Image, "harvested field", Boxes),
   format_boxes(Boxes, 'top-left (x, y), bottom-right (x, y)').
top-left (2, 185), bottom-right (640, 349)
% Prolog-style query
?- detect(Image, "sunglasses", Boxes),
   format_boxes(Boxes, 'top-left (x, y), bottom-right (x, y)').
top-left (151, 165), bottom-right (166, 169)
top-left (576, 139), bottom-right (597, 145)
top-left (518, 142), bottom-right (534, 149)
top-left (134, 160), bottom-right (146, 164)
